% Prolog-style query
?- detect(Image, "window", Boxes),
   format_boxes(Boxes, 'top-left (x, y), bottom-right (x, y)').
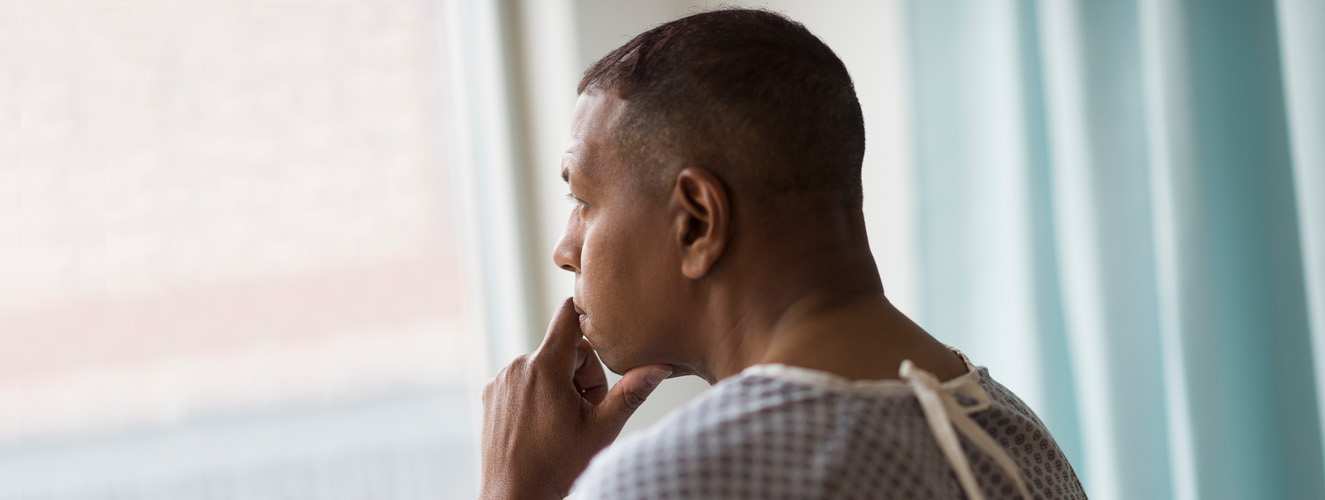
top-left (0, 1), bottom-right (477, 498)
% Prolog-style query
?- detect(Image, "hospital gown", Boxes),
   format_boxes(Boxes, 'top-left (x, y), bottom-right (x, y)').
top-left (571, 349), bottom-right (1087, 499)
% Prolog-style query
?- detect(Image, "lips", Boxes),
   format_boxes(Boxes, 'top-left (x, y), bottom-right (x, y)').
top-left (573, 301), bottom-right (587, 327)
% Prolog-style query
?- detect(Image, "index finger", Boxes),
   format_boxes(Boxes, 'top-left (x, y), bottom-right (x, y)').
top-left (534, 297), bottom-right (584, 368)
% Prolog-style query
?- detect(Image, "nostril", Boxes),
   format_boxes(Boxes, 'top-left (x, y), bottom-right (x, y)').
top-left (560, 264), bottom-right (576, 272)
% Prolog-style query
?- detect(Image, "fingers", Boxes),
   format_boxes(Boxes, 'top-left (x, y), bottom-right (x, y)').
top-left (530, 297), bottom-right (667, 422)
top-left (532, 297), bottom-right (584, 376)
top-left (573, 340), bottom-right (609, 405)
top-left (592, 364), bottom-right (672, 429)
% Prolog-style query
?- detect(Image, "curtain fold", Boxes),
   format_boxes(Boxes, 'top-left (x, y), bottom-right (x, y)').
top-left (1278, 0), bottom-right (1325, 485)
top-left (906, 1), bottom-right (1325, 498)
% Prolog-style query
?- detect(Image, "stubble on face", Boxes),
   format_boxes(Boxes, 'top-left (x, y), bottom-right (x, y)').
top-left (558, 92), bottom-right (686, 376)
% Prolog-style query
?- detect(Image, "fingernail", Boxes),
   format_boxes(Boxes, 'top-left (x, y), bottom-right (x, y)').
top-left (645, 368), bottom-right (671, 387)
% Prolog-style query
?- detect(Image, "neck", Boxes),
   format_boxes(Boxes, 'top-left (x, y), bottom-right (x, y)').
top-left (694, 233), bottom-right (887, 383)
top-left (686, 212), bottom-right (965, 384)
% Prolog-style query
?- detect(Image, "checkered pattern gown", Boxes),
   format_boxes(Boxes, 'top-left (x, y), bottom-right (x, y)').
top-left (571, 350), bottom-right (1087, 500)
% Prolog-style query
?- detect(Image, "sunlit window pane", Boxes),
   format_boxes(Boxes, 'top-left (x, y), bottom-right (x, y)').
top-left (0, 1), bottom-right (475, 498)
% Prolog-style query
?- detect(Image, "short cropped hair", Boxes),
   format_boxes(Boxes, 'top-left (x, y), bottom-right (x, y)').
top-left (579, 8), bottom-right (866, 209)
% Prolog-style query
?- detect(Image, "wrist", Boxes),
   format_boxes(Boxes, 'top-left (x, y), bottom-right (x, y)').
top-left (479, 480), bottom-right (563, 500)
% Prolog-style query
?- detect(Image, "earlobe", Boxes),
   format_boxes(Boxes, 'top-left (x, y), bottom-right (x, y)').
top-left (670, 167), bottom-right (729, 279)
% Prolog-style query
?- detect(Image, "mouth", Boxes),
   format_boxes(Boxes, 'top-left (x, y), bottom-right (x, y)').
top-left (573, 301), bottom-right (587, 326)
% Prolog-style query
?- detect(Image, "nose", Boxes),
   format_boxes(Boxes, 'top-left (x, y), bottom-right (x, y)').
top-left (553, 223), bottom-right (580, 273)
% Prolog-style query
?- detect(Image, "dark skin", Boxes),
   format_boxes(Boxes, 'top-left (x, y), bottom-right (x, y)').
top-left (480, 90), bottom-right (968, 499)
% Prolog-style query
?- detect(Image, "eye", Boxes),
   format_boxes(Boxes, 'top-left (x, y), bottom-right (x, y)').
top-left (564, 192), bottom-right (586, 207)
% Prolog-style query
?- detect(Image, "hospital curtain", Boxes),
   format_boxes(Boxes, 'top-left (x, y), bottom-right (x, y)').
top-left (904, 1), bottom-right (1325, 499)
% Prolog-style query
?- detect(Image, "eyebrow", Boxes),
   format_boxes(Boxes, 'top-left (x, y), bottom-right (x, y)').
top-left (561, 166), bottom-right (570, 184)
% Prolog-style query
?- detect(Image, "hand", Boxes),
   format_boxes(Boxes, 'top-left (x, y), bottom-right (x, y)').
top-left (480, 297), bottom-right (673, 499)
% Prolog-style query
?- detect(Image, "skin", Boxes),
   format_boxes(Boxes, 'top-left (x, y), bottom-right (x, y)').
top-left (480, 90), bottom-right (968, 499)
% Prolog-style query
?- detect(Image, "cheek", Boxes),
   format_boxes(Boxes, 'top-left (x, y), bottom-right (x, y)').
top-left (578, 217), bottom-right (671, 351)
top-left (580, 226), bottom-right (640, 313)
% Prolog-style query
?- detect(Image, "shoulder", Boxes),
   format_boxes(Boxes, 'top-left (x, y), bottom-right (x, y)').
top-left (569, 374), bottom-right (782, 499)
top-left (571, 359), bottom-right (1089, 500)
top-left (569, 371), bottom-right (925, 499)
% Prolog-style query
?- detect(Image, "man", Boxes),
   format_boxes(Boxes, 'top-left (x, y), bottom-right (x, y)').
top-left (481, 8), bottom-right (1086, 500)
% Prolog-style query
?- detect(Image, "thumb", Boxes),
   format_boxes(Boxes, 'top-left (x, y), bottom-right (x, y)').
top-left (592, 364), bottom-right (672, 427)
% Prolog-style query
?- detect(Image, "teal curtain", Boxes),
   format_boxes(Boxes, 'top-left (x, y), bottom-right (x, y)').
top-left (905, 1), bottom-right (1325, 499)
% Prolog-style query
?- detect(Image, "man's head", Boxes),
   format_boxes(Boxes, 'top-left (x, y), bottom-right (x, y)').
top-left (578, 8), bottom-right (865, 208)
top-left (554, 9), bottom-right (868, 380)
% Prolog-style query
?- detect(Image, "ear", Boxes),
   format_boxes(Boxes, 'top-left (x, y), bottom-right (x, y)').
top-left (669, 167), bottom-right (730, 279)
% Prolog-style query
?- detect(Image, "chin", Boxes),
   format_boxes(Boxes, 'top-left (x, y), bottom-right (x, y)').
top-left (603, 362), bottom-right (627, 377)
top-left (585, 325), bottom-right (677, 376)
top-left (594, 348), bottom-right (630, 376)
top-left (596, 344), bottom-right (687, 378)
top-left (588, 339), bottom-right (641, 377)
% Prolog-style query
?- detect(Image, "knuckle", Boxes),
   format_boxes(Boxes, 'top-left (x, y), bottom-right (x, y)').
top-left (510, 354), bottom-right (531, 369)
top-left (482, 378), bottom-right (495, 396)
top-left (481, 375), bottom-right (501, 404)
top-left (516, 354), bottom-right (539, 374)
top-left (622, 390), bottom-right (648, 410)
